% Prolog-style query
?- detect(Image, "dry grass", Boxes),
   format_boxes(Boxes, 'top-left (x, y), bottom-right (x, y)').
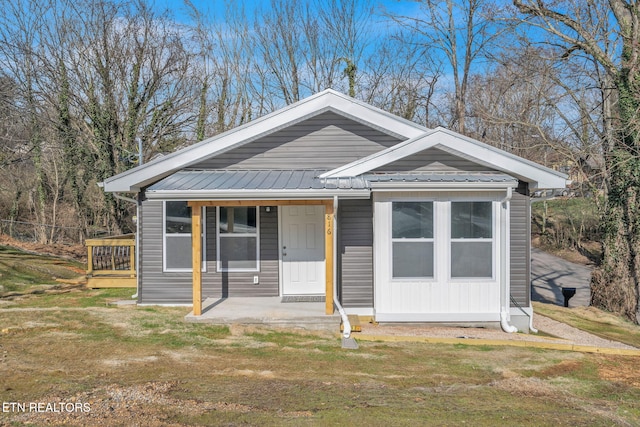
top-left (533, 302), bottom-right (640, 348)
top-left (1, 248), bottom-right (640, 425)
top-left (0, 290), bottom-right (639, 426)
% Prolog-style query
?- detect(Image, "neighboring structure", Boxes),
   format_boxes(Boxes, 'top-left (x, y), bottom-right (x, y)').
top-left (101, 90), bottom-right (566, 332)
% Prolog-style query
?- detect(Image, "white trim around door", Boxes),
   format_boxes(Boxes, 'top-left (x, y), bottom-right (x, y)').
top-left (279, 205), bottom-right (326, 296)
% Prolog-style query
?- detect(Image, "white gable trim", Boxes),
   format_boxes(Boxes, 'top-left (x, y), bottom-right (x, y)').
top-left (321, 127), bottom-right (567, 190)
top-left (102, 89), bottom-right (427, 192)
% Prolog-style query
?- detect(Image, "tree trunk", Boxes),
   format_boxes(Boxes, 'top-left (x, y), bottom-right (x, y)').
top-left (591, 71), bottom-right (640, 323)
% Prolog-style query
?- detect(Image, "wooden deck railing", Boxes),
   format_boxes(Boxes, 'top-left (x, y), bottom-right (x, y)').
top-left (85, 234), bottom-right (136, 288)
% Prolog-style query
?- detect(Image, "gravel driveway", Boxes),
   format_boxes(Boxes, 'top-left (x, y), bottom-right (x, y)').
top-left (360, 250), bottom-right (638, 350)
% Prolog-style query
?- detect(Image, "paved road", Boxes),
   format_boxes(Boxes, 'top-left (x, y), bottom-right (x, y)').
top-left (531, 248), bottom-right (593, 307)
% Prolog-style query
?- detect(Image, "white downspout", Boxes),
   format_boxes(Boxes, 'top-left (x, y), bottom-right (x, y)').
top-left (132, 198), bottom-right (140, 299)
top-left (333, 196), bottom-right (351, 338)
top-left (113, 192), bottom-right (140, 299)
top-left (500, 187), bottom-right (518, 333)
top-left (528, 308), bottom-right (538, 333)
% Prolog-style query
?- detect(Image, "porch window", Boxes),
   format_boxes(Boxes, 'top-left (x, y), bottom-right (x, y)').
top-left (217, 207), bottom-right (259, 271)
top-left (391, 201), bottom-right (434, 278)
top-left (450, 201), bottom-right (493, 278)
top-left (163, 201), bottom-right (205, 271)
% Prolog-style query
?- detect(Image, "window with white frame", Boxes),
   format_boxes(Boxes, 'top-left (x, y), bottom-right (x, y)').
top-left (163, 201), bottom-right (205, 271)
top-left (217, 206), bottom-right (259, 272)
top-left (391, 201), bottom-right (434, 278)
top-left (450, 201), bottom-right (493, 278)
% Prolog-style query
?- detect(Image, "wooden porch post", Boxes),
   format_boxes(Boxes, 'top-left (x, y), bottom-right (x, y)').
top-left (86, 244), bottom-right (94, 276)
top-left (324, 200), bottom-right (334, 315)
top-left (190, 202), bottom-right (203, 316)
top-left (129, 243), bottom-right (136, 278)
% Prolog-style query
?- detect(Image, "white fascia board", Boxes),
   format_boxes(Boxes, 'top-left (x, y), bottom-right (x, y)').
top-left (320, 128), bottom-right (442, 178)
top-left (433, 144), bottom-right (566, 190)
top-left (145, 189), bottom-right (372, 200)
top-left (323, 127), bottom-right (568, 189)
top-left (432, 128), bottom-right (567, 189)
top-left (330, 95), bottom-right (427, 139)
top-left (102, 90), bottom-right (427, 193)
top-left (369, 181), bottom-right (517, 191)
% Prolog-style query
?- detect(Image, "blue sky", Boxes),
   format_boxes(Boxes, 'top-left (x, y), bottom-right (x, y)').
top-left (153, 0), bottom-right (422, 24)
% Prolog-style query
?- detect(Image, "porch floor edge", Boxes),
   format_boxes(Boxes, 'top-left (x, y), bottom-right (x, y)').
top-left (184, 297), bottom-right (340, 330)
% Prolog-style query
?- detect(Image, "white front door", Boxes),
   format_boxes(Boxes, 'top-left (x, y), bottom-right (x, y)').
top-left (281, 205), bottom-right (325, 295)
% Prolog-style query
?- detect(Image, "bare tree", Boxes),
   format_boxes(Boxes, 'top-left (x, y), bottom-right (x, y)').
top-left (361, 32), bottom-right (441, 126)
top-left (0, 0), bottom-right (201, 239)
top-left (186, 2), bottom-right (255, 138)
top-left (388, 0), bottom-right (505, 133)
top-left (466, 50), bottom-right (558, 158)
top-left (250, 0), bottom-right (376, 105)
top-left (514, 0), bottom-right (640, 324)
top-left (62, 0), bottom-right (199, 233)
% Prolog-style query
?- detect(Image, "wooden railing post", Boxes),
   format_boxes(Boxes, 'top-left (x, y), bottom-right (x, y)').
top-left (87, 244), bottom-right (94, 276)
top-left (84, 234), bottom-right (136, 288)
top-left (129, 244), bottom-right (136, 278)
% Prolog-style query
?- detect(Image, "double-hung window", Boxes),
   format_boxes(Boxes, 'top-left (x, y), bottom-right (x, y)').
top-left (164, 201), bottom-right (205, 271)
top-left (217, 207), bottom-right (259, 272)
top-left (450, 201), bottom-right (493, 278)
top-left (391, 202), bottom-right (434, 278)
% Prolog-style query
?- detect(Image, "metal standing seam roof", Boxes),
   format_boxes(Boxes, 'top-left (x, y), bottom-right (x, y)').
top-left (146, 170), bottom-right (517, 195)
top-left (147, 170), bottom-right (369, 192)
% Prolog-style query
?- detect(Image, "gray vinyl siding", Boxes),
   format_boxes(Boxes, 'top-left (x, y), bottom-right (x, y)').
top-left (510, 182), bottom-right (530, 307)
top-left (203, 206), bottom-right (279, 298)
top-left (191, 111), bottom-right (403, 170)
top-left (338, 199), bottom-right (374, 308)
top-left (138, 200), bottom-right (192, 304)
top-left (373, 147), bottom-right (498, 172)
top-left (138, 201), bottom-right (278, 304)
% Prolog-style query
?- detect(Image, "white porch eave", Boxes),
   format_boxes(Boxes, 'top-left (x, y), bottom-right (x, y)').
top-left (145, 189), bottom-right (372, 200)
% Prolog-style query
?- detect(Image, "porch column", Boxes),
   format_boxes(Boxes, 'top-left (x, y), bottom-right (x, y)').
top-left (190, 202), bottom-right (203, 316)
top-left (324, 200), bottom-right (334, 315)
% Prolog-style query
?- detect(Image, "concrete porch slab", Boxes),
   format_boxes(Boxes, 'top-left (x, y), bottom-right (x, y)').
top-left (185, 297), bottom-right (341, 331)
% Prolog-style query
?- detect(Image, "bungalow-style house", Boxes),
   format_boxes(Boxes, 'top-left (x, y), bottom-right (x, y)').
top-left (101, 89), bottom-right (566, 333)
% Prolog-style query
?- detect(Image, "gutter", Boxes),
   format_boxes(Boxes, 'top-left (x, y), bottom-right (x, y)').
top-left (500, 187), bottom-right (518, 333)
top-left (144, 189), bottom-right (371, 200)
top-left (369, 182), bottom-right (517, 191)
top-left (113, 193), bottom-right (137, 204)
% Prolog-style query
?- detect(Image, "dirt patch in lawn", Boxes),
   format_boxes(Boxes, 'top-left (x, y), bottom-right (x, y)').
top-left (597, 356), bottom-right (640, 388)
top-left (0, 234), bottom-right (86, 262)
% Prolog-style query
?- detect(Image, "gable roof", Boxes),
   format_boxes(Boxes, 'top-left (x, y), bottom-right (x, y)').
top-left (320, 127), bottom-right (567, 190)
top-left (101, 89), bottom-right (428, 192)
